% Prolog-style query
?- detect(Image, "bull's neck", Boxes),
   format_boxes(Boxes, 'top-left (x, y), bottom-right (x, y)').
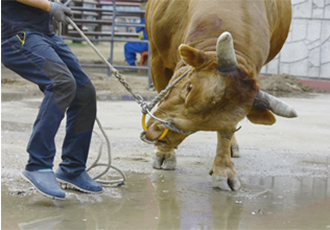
top-left (234, 50), bottom-right (263, 75)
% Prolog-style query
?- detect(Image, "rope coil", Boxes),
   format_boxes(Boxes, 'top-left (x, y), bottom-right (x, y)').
top-left (87, 118), bottom-right (126, 187)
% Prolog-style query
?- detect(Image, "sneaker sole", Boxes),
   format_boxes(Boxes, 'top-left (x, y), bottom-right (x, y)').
top-left (21, 172), bottom-right (65, 200)
top-left (56, 178), bottom-right (102, 194)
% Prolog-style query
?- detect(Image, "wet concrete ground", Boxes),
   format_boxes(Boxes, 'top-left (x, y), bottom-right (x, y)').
top-left (1, 90), bottom-right (330, 229)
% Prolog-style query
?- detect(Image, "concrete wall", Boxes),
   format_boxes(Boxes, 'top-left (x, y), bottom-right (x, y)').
top-left (260, 0), bottom-right (330, 80)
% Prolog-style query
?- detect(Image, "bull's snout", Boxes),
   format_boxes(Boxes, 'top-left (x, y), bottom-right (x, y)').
top-left (145, 124), bottom-right (165, 141)
top-left (140, 123), bottom-right (169, 145)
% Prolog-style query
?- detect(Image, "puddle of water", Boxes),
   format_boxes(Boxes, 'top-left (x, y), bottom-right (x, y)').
top-left (2, 171), bottom-right (330, 229)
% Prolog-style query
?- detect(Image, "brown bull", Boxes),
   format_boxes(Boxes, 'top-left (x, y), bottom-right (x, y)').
top-left (143, 0), bottom-right (296, 191)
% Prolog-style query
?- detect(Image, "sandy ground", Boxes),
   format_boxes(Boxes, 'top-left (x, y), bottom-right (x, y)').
top-left (1, 41), bottom-right (330, 229)
top-left (1, 42), bottom-right (156, 101)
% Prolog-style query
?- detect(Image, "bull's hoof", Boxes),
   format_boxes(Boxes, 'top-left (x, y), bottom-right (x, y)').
top-left (162, 155), bottom-right (177, 170)
top-left (152, 155), bottom-right (176, 170)
top-left (152, 155), bottom-right (164, 169)
top-left (231, 145), bottom-right (240, 158)
top-left (212, 175), bottom-right (241, 191)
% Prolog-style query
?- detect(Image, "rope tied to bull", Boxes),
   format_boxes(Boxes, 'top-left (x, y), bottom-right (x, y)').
top-left (67, 17), bottom-right (192, 131)
top-left (66, 17), bottom-right (192, 185)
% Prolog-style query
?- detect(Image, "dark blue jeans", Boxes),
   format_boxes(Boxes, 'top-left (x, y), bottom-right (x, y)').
top-left (1, 31), bottom-right (96, 177)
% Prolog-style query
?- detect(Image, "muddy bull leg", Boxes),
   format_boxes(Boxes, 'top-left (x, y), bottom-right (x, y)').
top-left (210, 130), bottom-right (241, 191)
top-left (231, 133), bottom-right (240, 158)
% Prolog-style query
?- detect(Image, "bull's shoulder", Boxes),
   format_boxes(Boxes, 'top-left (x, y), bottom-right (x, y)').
top-left (146, 0), bottom-right (190, 69)
top-left (146, 0), bottom-right (189, 41)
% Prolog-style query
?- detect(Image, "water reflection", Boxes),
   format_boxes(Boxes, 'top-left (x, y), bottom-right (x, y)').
top-left (151, 171), bottom-right (181, 229)
top-left (19, 215), bottom-right (64, 230)
top-left (151, 170), bottom-right (243, 229)
top-left (2, 168), bottom-right (329, 229)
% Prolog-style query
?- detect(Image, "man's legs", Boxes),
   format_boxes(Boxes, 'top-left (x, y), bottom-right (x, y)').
top-left (1, 31), bottom-right (76, 199)
top-left (50, 34), bottom-right (101, 193)
top-left (50, 35), bottom-right (96, 177)
top-left (2, 32), bottom-right (76, 170)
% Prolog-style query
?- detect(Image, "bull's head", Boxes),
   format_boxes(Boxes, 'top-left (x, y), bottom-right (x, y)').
top-left (144, 32), bottom-right (297, 147)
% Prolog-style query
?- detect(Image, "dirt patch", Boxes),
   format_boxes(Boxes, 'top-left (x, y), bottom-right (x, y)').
top-left (1, 78), bottom-right (20, 84)
top-left (1, 41), bottom-right (315, 96)
top-left (1, 40), bottom-right (156, 100)
top-left (86, 72), bottom-right (157, 100)
top-left (260, 74), bottom-right (315, 93)
top-left (1, 67), bottom-right (156, 101)
top-left (1, 72), bottom-right (35, 88)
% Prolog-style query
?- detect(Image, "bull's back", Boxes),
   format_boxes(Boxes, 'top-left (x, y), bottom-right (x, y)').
top-left (264, 0), bottom-right (291, 64)
top-left (146, 0), bottom-right (291, 85)
top-left (146, 0), bottom-right (189, 70)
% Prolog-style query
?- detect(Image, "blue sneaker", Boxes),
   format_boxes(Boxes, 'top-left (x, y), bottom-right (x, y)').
top-left (55, 168), bottom-right (102, 193)
top-left (21, 169), bottom-right (66, 200)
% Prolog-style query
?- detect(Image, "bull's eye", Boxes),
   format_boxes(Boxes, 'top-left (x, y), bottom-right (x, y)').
top-left (186, 82), bottom-right (193, 94)
top-left (183, 82), bottom-right (194, 101)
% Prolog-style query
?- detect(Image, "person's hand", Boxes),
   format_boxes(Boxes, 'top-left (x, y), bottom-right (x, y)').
top-left (50, 2), bottom-right (73, 24)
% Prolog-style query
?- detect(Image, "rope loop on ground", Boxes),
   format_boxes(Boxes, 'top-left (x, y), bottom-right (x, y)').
top-left (87, 118), bottom-right (126, 187)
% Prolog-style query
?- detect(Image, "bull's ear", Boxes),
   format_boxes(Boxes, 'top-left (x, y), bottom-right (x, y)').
top-left (247, 107), bottom-right (276, 125)
top-left (179, 44), bottom-right (206, 68)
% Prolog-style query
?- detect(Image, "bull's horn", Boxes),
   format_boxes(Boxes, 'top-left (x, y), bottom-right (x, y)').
top-left (253, 91), bottom-right (298, 118)
top-left (216, 31), bottom-right (237, 73)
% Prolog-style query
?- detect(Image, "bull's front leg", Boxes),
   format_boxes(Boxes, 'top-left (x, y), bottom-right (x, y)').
top-left (210, 130), bottom-right (241, 191)
top-left (231, 133), bottom-right (240, 158)
top-left (152, 145), bottom-right (177, 170)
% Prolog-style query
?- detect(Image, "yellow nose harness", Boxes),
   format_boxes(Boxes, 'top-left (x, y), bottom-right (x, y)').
top-left (141, 114), bottom-right (169, 140)
top-left (138, 69), bottom-right (192, 142)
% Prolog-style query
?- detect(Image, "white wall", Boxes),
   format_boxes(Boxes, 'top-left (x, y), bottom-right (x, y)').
top-left (260, 0), bottom-right (330, 79)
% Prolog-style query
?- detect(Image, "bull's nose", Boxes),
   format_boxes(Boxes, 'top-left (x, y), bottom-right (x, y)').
top-left (145, 124), bottom-right (164, 141)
